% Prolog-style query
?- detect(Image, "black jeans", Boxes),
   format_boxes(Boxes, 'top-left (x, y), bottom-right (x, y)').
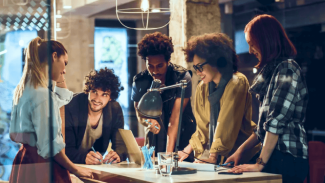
top-left (262, 149), bottom-right (308, 183)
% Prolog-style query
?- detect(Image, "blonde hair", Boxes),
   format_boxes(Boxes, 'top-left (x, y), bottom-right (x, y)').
top-left (13, 37), bottom-right (67, 105)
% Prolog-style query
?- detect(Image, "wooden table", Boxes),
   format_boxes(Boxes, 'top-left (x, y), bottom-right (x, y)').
top-left (76, 162), bottom-right (282, 183)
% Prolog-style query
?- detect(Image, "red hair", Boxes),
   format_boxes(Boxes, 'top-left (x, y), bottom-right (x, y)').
top-left (245, 14), bottom-right (297, 68)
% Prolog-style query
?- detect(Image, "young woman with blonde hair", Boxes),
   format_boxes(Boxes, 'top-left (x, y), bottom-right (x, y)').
top-left (9, 37), bottom-right (93, 183)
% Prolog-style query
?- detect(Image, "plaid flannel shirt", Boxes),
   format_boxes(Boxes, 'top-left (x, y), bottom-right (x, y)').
top-left (250, 59), bottom-right (308, 159)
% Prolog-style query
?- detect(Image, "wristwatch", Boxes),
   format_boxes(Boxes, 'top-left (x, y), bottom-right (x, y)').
top-left (256, 157), bottom-right (266, 166)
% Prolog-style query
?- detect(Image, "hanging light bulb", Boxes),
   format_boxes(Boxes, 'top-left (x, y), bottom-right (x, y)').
top-left (115, 0), bottom-right (171, 30)
top-left (141, 0), bottom-right (149, 12)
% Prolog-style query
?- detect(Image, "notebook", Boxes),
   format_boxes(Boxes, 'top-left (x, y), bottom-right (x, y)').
top-left (177, 162), bottom-right (230, 172)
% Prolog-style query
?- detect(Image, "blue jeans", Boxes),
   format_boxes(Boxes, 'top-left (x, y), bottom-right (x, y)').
top-left (262, 149), bottom-right (308, 183)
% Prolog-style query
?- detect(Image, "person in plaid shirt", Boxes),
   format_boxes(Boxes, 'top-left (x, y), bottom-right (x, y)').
top-left (226, 14), bottom-right (309, 183)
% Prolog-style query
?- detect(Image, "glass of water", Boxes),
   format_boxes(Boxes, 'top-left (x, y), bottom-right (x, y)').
top-left (157, 152), bottom-right (174, 176)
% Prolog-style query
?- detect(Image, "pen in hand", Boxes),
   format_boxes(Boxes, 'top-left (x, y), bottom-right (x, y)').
top-left (105, 159), bottom-right (115, 165)
top-left (91, 147), bottom-right (102, 163)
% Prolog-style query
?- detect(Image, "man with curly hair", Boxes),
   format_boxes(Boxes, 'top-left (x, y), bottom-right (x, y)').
top-left (65, 68), bottom-right (125, 165)
top-left (132, 32), bottom-right (196, 159)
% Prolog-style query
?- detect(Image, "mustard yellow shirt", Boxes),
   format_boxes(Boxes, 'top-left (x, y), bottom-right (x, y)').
top-left (189, 72), bottom-right (261, 162)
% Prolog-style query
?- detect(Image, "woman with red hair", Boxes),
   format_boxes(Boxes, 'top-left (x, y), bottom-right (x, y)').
top-left (226, 14), bottom-right (309, 183)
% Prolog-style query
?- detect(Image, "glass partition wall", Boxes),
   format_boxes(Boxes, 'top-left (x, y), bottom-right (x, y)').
top-left (0, 0), bottom-right (53, 181)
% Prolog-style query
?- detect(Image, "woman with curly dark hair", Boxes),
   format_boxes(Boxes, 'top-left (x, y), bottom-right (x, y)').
top-left (132, 32), bottom-right (196, 159)
top-left (65, 67), bottom-right (126, 165)
top-left (178, 33), bottom-right (261, 165)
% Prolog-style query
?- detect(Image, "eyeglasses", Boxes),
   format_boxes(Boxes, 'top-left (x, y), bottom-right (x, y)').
top-left (193, 61), bottom-right (209, 72)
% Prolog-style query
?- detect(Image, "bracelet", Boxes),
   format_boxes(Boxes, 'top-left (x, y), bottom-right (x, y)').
top-left (56, 79), bottom-right (65, 84)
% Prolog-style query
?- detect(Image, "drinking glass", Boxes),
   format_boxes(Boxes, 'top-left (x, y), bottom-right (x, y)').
top-left (157, 152), bottom-right (174, 176)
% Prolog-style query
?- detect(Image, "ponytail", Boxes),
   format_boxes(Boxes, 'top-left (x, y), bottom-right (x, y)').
top-left (13, 37), bottom-right (67, 105)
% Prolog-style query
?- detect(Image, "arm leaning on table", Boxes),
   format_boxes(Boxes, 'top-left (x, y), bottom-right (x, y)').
top-left (166, 71), bottom-right (193, 153)
top-left (229, 68), bottom-right (298, 173)
top-left (228, 132), bottom-right (278, 172)
top-left (225, 133), bottom-right (260, 166)
top-left (166, 97), bottom-right (190, 152)
top-left (185, 82), bottom-right (210, 160)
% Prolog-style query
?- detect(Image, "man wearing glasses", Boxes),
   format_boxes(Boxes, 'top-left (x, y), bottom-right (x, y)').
top-left (131, 32), bottom-right (196, 161)
top-left (178, 33), bottom-right (261, 165)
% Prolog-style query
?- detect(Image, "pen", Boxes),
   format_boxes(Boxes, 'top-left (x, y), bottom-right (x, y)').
top-left (217, 161), bottom-right (234, 168)
top-left (145, 119), bottom-right (159, 130)
top-left (108, 159), bottom-right (115, 164)
top-left (91, 146), bottom-right (102, 163)
top-left (105, 159), bottom-right (115, 164)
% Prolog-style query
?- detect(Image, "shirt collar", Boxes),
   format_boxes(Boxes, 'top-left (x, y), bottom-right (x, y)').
top-left (249, 58), bottom-right (288, 97)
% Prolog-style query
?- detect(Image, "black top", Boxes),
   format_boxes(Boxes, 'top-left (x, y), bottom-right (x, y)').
top-left (131, 63), bottom-right (196, 153)
top-left (65, 93), bottom-right (125, 164)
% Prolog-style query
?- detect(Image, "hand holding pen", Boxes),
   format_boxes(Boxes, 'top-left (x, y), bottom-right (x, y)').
top-left (103, 150), bottom-right (121, 164)
top-left (144, 119), bottom-right (160, 134)
top-left (85, 147), bottom-right (103, 165)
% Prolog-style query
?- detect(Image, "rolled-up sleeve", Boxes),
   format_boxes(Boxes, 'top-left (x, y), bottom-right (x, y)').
top-left (31, 100), bottom-right (65, 159)
top-left (189, 82), bottom-right (210, 157)
top-left (263, 68), bottom-right (297, 134)
top-left (54, 86), bottom-right (73, 108)
top-left (210, 79), bottom-right (248, 155)
top-left (131, 82), bottom-right (141, 102)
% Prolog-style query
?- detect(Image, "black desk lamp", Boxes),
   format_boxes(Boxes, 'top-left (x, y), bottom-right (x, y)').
top-left (137, 80), bottom-right (197, 175)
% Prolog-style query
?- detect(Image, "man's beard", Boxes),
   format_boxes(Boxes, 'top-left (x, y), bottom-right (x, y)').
top-left (89, 101), bottom-right (103, 112)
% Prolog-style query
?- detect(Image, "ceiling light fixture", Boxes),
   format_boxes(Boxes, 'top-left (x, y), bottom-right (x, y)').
top-left (116, 0), bottom-right (171, 30)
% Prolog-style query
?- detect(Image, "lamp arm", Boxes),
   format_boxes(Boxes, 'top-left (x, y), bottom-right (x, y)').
top-left (142, 80), bottom-right (187, 153)
top-left (172, 84), bottom-right (186, 170)
top-left (175, 85), bottom-right (185, 153)
top-left (149, 83), bottom-right (184, 92)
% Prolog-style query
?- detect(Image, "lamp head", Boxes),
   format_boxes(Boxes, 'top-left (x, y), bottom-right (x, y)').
top-left (137, 90), bottom-right (162, 118)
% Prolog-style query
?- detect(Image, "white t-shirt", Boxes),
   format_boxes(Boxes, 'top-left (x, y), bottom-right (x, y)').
top-left (79, 114), bottom-right (103, 153)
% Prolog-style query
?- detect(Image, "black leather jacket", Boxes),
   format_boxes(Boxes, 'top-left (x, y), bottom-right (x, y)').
top-left (133, 63), bottom-right (196, 152)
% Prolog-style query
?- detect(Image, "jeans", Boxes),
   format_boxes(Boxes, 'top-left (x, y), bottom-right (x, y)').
top-left (262, 149), bottom-right (308, 183)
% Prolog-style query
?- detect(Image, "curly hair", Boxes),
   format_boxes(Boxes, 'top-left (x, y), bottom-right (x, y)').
top-left (183, 33), bottom-right (238, 73)
top-left (83, 67), bottom-right (123, 101)
top-left (137, 32), bottom-right (174, 62)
